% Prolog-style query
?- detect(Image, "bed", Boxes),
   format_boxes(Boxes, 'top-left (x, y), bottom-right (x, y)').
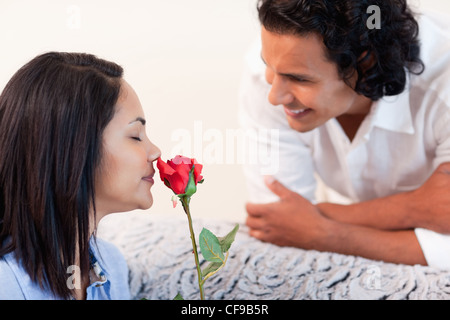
top-left (97, 212), bottom-right (450, 300)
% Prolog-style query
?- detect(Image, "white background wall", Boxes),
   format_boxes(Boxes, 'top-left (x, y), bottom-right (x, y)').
top-left (1, 1), bottom-right (449, 224)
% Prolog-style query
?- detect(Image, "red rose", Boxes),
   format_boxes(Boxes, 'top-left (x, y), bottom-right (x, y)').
top-left (157, 156), bottom-right (204, 196)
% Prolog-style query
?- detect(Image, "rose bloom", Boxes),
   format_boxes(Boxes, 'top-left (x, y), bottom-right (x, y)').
top-left (157, 156), bottom-right (203, 196)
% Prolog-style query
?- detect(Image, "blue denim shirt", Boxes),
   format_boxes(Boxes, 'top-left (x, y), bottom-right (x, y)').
top-left (0, 237), bottom-right (131, 300)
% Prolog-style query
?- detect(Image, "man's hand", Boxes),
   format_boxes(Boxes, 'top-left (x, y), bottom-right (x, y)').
top-left (245, 176), bottom-right (332, 249)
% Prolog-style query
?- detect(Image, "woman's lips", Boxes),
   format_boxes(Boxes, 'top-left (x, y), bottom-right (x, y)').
top-left (283, 107), bottom-right (312, 119)
top-left (142, 174), bottom-right (155, 184)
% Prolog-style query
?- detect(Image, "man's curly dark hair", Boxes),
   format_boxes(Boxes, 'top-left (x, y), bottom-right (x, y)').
top-left (257, 0), bottom-right (425, 101)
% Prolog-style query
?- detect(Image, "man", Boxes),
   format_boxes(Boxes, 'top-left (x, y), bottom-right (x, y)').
top-left (240, 0), bottom-right (450, 267)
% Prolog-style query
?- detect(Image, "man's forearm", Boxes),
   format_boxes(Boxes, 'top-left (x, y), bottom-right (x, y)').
top-left (316, 190), bottom-right (415, 231)
top-left (317, 162), bottom-right (450, 234)
top-left (316, 191), bottom-right (429, 265)
top-left (319, 218), bottom-right (427, 266)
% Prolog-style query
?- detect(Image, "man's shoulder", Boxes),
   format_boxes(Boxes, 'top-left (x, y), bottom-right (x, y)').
top-left (415, 10), bottom-right (450, 90)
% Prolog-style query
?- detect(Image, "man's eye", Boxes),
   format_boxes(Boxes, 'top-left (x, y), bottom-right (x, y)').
top-left (288, 76), bottom-right (307, 82)
top-left (132, 137), bottom-right (142, 141)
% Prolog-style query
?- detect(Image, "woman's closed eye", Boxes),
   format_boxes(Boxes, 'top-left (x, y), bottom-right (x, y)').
top-left (131, 136), bottom-right (142, 141)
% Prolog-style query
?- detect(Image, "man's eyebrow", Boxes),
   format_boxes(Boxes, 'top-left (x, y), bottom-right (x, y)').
top-left (129, 117), bottom-right (146, 125)
top-left (280, 72), bottom-right (315, 81)
top-left (261, 53), bottom-right (315, 81)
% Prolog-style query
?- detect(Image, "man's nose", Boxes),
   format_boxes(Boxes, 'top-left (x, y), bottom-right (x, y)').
top-left (266, 73), bottom-right (294, 106)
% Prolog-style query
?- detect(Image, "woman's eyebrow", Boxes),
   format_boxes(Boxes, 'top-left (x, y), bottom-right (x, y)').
top-left (129, 117), bottom-right (146, 126)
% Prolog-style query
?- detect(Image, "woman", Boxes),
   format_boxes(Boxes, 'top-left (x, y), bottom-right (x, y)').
top-left (0, 52), bottom-right (161, 299)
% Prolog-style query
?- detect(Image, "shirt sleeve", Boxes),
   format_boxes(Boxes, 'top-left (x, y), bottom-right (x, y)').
top-left (415, 228), bottom-right (450, 268)
top-left (433, 102), bottom-right (450, 167)
top-left (238, 41), bottom-right (317, 204)
top-left (416, 91), bottom-right (450, 268)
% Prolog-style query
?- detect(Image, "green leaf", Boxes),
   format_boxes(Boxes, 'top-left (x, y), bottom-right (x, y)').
top-left (202, 261), bottom-right (223, 278)
top-left (217, 224), bottom-right (239, 253)
top-left (199, 228), bottom-right (225, 263)
top-left (173, 293), bottom-right (184, 300)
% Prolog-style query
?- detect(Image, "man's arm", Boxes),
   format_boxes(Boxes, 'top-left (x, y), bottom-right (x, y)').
top-left (316, 162), bottom-right (450, 234)
top-left (323, 220), bottom-right (426, 266)
top-left (246, 176), bottom-right (428, 266)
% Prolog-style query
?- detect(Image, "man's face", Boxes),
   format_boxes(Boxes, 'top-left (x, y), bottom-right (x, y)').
top-left (261, 27), bottom-right (370, 133)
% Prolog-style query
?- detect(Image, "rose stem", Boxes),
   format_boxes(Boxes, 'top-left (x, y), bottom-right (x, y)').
top-left (181, 197), bottom-right (205, 300)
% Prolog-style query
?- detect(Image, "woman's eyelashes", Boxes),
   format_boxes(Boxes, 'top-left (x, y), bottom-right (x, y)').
top-left (131, 136), bottom-right (142, 141)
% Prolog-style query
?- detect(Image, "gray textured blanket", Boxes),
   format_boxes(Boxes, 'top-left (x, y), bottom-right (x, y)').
top-left (97, 212), bottom-right (450, 300)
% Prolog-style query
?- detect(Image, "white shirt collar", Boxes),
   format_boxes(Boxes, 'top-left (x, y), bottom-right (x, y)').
top-left (368, 79), bottom-right (415, 135)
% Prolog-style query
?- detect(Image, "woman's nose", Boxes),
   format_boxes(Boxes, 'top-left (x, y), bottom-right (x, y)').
top-left (148, 141), bottom-right (161, 163)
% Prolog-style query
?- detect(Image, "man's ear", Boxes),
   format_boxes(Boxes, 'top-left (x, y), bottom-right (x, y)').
top-left (358, 50), bottom-right (376, 72)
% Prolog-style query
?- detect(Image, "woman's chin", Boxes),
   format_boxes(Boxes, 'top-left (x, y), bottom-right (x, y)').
top-left (139, 194), bottom-right (153, 210)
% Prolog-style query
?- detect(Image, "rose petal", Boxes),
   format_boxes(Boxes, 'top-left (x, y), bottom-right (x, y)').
top-left (171, 162), bottom-right (191, 193)
top-left (192, 159), bottom-right (203, 184)
top-left (157, 157), bottom-right (187, 194)
top-left (171, 155), bottom-right (192, 165)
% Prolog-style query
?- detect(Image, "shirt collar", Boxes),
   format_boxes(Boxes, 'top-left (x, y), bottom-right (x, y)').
top-left (368, 79), bottom-right (415, 135)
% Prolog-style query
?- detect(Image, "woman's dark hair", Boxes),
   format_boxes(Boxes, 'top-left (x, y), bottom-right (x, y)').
top-left (0, 52), bottom-right (123, 299)
top-left (258, 0), bottom-right (425, 100)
